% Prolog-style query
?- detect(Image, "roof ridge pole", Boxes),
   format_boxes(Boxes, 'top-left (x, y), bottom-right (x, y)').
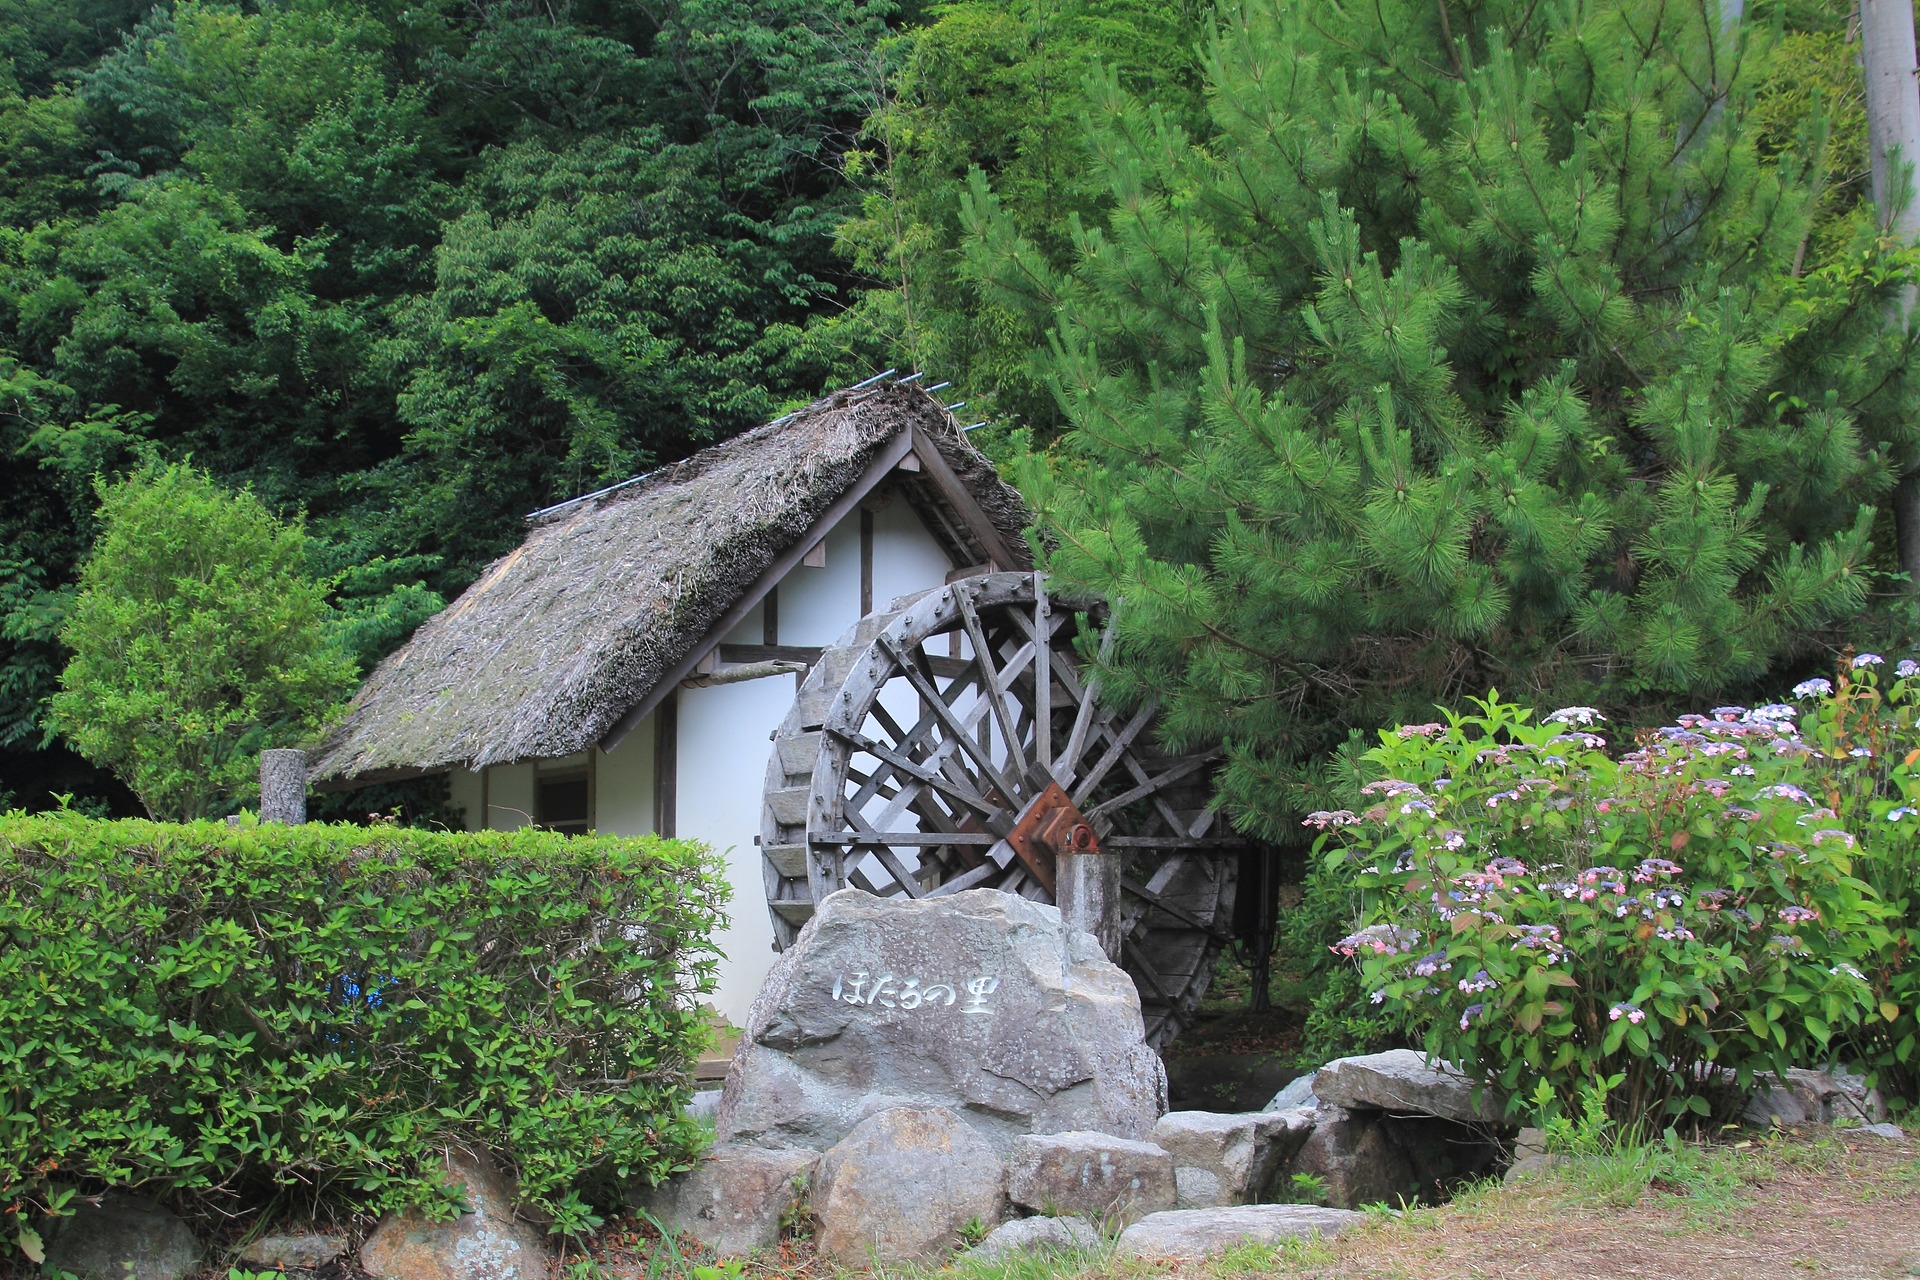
top-left (848, 368), bottom-right (899, 391)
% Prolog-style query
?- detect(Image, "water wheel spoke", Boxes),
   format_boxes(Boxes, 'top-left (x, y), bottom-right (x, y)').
top-left (926, 859), bottom-right (1005, 896)
top-left (1122, 939), bottom-right (1175, 1004)
top-left (839, 730), bottom-right (999, 821)
top-left (1113, 749), bottom-right (1198, 843)
top-left (954, 590), bottom-right (1030, 782)
top-left (877, 632), bottom-right (1026, 807)
top-left (1069, 702), bottom-right (1157, 808)
top-left (1054, 625), bottom-right (1114, 786)
top-left (1083, 749), bottom-right (1219, 822)
top-left (1032, 573), bottom-right (1053, 773)
top-left (845, 809), bottom-right (928, 899)
top-left (1123, 873), bottom-right (1234, 941)
top-left (867, 671), bottom-right (995, 796)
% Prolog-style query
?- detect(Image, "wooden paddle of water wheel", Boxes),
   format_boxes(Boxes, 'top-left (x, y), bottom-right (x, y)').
top-left (760, 571), bottom-right (1241, 1046)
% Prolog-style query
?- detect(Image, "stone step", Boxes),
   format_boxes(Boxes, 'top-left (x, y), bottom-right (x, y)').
top-left (763, 842), bottom-right (808, 877)
top-left (770, 899), bottom-right (817, 926)
top-left (777, 730), bottom-right (823, 777)
top-left (767, 786), bottom-right (811, 828)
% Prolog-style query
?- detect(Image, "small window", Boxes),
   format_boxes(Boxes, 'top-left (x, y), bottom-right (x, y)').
top-left (537, 774), bottom-right (590, 836)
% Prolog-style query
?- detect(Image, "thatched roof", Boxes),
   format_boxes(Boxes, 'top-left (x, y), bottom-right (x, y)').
top-left (313, 382), bottom-right (1032, 783)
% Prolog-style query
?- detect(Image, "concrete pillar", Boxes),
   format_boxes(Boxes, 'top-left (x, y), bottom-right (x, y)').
top-left (1056, 848), bottom-right (1122, 961)
top-left (259, 749), bottom-right (308, 824)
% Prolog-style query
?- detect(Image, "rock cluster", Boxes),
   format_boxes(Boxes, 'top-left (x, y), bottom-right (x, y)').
top-left (650, 895), bottom-right (1502, 1265)
top-left (714, 887), bottom-right (1166, 1154)
top-left (1742, 1066), bottom-right (1889, 1128)
top-left (359, 1150), bottom-right (553, 1280)
top-left (43, 1193), bottom-right (201, 1280)
top-left (656, 888), bottom-right (1181, 1265)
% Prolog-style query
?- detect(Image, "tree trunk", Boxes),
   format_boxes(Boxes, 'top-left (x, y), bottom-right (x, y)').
top-left (1862, 0), bottom-right (1920, 582)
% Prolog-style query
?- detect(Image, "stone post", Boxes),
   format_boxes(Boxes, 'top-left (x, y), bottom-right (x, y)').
top-left (1055, 847), bottom-right (1122, 961)
top-left (259, 749), bottom-right (308, 824)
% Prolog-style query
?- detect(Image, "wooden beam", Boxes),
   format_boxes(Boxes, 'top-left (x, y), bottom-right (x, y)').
top-left (719, 643), bottom-right (824, 665)
top-left (763, 584), bottom-right (779, 646)
top-left (600, 429), bottom-right (917, 751)
top-left (654, 688), bottom-right (678, 837)
top-left (860, 507), bottom-right (874, 616)
top-left (908, 426), bottom-right (1023, 570)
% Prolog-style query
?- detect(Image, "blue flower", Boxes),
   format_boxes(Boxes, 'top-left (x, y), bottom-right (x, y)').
top-left (1853, 653), bottom-right (1885, 668)
top-left (1792, 678), bottom-right (1832, 699)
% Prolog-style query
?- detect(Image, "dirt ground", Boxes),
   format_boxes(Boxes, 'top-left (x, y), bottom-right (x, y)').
top-left (1269, 1129), bottom-right (1920, 1280)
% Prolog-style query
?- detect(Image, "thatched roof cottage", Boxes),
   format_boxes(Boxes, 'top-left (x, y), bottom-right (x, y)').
top-left (314, 379), bottom-right (1032, 1022)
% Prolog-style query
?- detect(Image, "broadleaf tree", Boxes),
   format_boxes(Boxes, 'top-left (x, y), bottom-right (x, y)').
top-left (49, 463), bottom-right (356, 821)
top-left (965, 0), bottom-right (1920, 838)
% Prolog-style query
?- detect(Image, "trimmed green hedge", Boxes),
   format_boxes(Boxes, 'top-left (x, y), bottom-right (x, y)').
top-left (0, 812), bottom-right (727, 1253)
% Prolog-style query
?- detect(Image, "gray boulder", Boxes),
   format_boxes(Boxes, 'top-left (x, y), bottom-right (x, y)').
top-left (1743, 1067), bottom-right (1888, 1127)
top-left (1151, 1110), bottom-right (1315, 1208)
top-left (634, 1145), bottom-right (818, 1256)
top-left (1005, 1132), bottom-right (1175, 1225)
top-left (811, 1106), bottom-right (1007, 1266)
top-left (1860, 1122), bottom-right (1906, 1141)
top-left (1114, 1205), bottom-right (1367, 1260)
top-left (236, 1231), bottom-right (348, 1271)
top-left (1276, 1106), bottom-right (1415, 1209)
top-left (965, 1216), bottom-right (1101, 1261)
top-left (360, 1149), bottom-right (552, 1280)
top-left (1174, 1167), bottom-right (1226, 1210)
top-left (1263, 1075), bottom-right (1319, 1114)
top-left (684, 1090), bottom-right (723, 1123)
top-left (1313, 1050), bottom-right (1504, 1123)
top-left (717, 888), bottom-right (1166, 1154)
top-left (44, 1193), bottom-right (200, 1280)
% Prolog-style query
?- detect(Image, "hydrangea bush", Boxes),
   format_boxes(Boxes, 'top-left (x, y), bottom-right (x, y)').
top-left (1314, 693), bottom-right (1888, 1127)
top-left (1779, 657), bottom-right (1920, 1099)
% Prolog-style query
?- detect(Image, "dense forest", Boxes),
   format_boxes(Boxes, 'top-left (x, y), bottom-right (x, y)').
top-left (2, 0), bottom-right (1915, 829)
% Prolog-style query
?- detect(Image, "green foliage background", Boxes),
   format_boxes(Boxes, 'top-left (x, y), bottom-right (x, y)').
top-left (0, 0), bottom-right (900, 808)
top-left (1, 0), bottom-right (1913, 879)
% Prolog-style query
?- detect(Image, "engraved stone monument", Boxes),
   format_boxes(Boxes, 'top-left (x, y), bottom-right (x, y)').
top-left (714, 887), bottom-right (1167, 1154)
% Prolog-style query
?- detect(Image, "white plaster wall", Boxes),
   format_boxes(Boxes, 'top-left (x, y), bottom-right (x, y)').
top-left (677, 675), bottom-right (804, 1027)
top-left (679, 495), bottom-right (958, 1024)
top-left (595, 730), bottom-right (656, 837)
top-left (722, 599), bottom-right (766, 647)
top-left (872, 494), bottom-right (960, 610)
top-left (447, 767), bottom-right (483, 832)
top-left (484, 762), bottom-right (535, 830)
top-left (777, 514), bottom-right (862, 645)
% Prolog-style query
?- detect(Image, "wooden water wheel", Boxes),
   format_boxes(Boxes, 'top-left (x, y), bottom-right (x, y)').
top-left (760, 571), bottom-right (1240, 1046)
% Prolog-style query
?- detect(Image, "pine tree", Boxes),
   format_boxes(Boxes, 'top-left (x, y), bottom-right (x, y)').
top-left (965, 0), bottom-right (1920, 836)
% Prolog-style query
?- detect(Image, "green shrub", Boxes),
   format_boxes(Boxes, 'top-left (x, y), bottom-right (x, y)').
top-left (0, 812), bottom-right (727, 1257)
top-left (1280, 854), bottom-right (1408, 1060)
top-left (1777, 656), bottom-right (1920, 1101)
top-left (49, 462), bottom-right (358, 821)
top-left (1317, 695), bottom-right (1887, 1129)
